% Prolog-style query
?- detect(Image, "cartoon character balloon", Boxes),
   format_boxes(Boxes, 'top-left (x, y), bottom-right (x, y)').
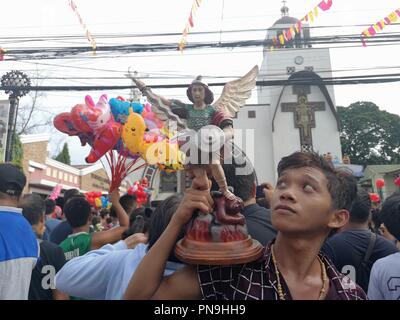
top-left (54, 94), bottom-right (122, 163)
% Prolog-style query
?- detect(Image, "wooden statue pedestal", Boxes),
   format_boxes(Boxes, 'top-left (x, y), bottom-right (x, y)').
top-left (175, 236), bottom-right (263, 265)
top-left (174, 191), bottom-right (264, 265)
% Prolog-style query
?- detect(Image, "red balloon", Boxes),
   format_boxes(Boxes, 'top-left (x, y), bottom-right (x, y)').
top-left (375, 179), bottom-right (385, 189)
top-left (370, 193), bottom-right (380, 203)
top-left (394, 177), bottom-right (400, 187)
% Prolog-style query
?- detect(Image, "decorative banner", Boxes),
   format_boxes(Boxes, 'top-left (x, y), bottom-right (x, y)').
top-left (361, 8), bottom-right (400, 47)
top-left (0, 48), bottom-right (6, 61)
top-left (68, 0), bottom-right (97, 53)
top-left (0, 100), bottom-right (10, 162)
top-left (270, 0), bottom-right (333, 50)
top-left (178, 0), bottom-right (203, 51)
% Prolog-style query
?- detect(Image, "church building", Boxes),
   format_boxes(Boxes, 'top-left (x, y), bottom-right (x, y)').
top-left (234, 2), bottom-right (342, 184)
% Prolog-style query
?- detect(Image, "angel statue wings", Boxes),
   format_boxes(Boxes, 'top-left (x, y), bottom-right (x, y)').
top-left (127, 66), bottom-right (259, 212)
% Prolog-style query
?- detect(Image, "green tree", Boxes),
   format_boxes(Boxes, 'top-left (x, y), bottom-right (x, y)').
top-left (54, 143), bottom-right (71, 165)
top-left (11, 134), bottom-right (23, 168)
top-left (338, 101), bottom-right (400, 167)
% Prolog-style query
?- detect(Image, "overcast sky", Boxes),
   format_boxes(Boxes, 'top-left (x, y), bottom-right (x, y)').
top-left (0, 0), bottom-right (399, 164)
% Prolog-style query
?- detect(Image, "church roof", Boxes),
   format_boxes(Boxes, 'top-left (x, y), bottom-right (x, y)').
top-left (272, 16), bottom-right (299, 27)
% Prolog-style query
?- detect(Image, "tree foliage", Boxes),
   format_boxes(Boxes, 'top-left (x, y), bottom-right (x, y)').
top-left (11, 134), bottom-right (23, 168)
top-left (338, 101), bottom-right (400, 166)
top-left (54, 143), bottom-right (71, 165)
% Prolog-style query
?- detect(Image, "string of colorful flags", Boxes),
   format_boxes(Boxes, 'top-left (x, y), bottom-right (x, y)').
top-left (361, 8), bottom-right (400, 47)
top-left (178, 0), bottom-right (203, 51)
top-left (0, 48), bottom-right (6, 61)
top-left (270, 0), bottom-right (333, 50)
top-left (68, 0), bottom-right (97, 54)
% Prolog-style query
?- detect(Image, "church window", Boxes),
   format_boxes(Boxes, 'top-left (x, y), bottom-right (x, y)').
top-left (248, 111), bottom-right (256, 118)
top-left (305, 66), bottom-right (314, 72)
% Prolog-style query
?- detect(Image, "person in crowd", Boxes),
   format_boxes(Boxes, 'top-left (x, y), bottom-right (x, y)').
top-left (368, 192), bottom-right (400, 299)
top-left (100, 209), bottom-right (111, 230)
top-left (369, 207), bottom-right (382, 235)
top-left (109, 193), bottom-right (137, 224)
top-left (379, 222), bottom-right (400, 250)
top-left (59, 189), bottom-right (129, 261)
top-left (55, 195), bottom-right (184, 300)
top-left (0, 163), bottom-right (39, 299)
top-left (50, 189), bottom-right (81, 244)
top-left (43, 198), bottom-right (62, 241)
top-left (321, 188), bottom-right (398, 292)
top-left (256, 182), bottom-right (275, 210)
top-left (19, 194), bottom-right (69, 300)
top-left (222, 160), bottom-right (276, 246)
top-left (121, 207), bottom-right (152, 240)
top-left (124, 152), bottom-right (367, 300)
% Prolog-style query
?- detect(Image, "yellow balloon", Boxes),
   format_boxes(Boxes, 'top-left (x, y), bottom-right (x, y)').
top-left (94, 197), bottom-right (102, 209)
top-left (122, 109), bottom-right (147, 155)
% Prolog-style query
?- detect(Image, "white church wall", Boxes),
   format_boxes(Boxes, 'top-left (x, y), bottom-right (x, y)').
top-left (233, 104), bottom-right (275, 184)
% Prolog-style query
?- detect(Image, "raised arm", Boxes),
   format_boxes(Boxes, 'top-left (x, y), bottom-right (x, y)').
top-left (91, 190), bottom-right (129, 249)
top-left (124, 176), bottom-right (214, 300)
top-left (130, 77), bottom-right (173, 107)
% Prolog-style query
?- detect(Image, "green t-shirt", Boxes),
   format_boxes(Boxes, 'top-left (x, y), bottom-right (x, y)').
top-left (170, 101), bottom-right (215, 132)
top-left (59, 232), bottom-right (93, 262)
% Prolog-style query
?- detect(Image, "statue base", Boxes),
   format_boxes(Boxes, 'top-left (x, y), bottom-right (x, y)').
top-left (175, 236), bottom-right (263, 265)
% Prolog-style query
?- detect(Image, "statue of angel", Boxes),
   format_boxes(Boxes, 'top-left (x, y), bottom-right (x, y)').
top-left (127, 66), bottom-right (259, 212)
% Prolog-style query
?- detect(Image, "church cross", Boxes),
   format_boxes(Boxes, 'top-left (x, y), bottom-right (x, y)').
top-left (281, 86), bottom-right (326, 151)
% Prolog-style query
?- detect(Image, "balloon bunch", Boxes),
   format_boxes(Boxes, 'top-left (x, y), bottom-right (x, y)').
top-left (121, 108), bottom-right (185, 172)
top-left (127, 178), bottom-right (151, 207)
top-left (54, 94), bottom-right (185, 192)
top-left (54, 94), bottom-right (122, 163)
top-left (85, 191), bottom-right (112, 210)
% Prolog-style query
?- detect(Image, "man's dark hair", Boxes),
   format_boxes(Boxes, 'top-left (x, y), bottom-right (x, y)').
top-left (222, 164), bottom-right (256, 202)
top-left (45, 198), bottom-right (56, 215)
top-left (277, 152), bottom-right (357, 211)
top-left (380, 192), bottom-right (400, 241)
top-left (148, 195), bottom-right (184, 263)
top-left (349, 188), bottom-right (372, 224)
top-left (64, 197), bottom-right (91, 228)
top-left (110, 194), bottom-right (137, 218)
top-left (20, 194), bottom-right (46, 226)
top-left (121, 207), bottom-right (152, 240)
top-left (63, 189), bottom-right (81, 209)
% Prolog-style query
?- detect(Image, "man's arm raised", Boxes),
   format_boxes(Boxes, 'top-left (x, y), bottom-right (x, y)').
top-left (91, 189), bottom-right (129, 249)
top-left (124, 180), bottom-right (214, 300)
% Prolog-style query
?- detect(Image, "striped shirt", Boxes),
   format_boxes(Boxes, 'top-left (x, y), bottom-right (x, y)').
top-left (0, 206), bottom-right (39, 300)
top-left (198, 241), bottom-right (367, 300)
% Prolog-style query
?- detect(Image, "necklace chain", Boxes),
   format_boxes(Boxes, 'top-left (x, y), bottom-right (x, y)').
top-left (270, 245), bottom-right (328, 300)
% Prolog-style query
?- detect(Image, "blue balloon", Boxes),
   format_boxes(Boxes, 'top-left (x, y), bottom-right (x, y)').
top-left (109, 98), bottom-right (144, 124)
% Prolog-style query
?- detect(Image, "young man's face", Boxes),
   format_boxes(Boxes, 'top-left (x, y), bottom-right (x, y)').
top-left (191, 85), bottom-right (206, 104)
top-left (271, 166), bottom-right (345, 236)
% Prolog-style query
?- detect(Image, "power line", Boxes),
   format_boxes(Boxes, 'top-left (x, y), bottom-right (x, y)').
top-left (3, 74), bottom-right (400, 92)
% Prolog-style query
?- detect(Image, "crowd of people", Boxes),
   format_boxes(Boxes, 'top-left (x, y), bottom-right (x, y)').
top-left (1, 150), bottom-right (400, 300)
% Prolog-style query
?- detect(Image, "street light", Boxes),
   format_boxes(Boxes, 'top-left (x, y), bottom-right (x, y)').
top-left (1, 70), bottom-right (30, 162)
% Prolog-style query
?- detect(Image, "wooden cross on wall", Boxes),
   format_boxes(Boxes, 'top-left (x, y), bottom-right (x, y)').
top-left (281, 85), bottom-right (326, 152)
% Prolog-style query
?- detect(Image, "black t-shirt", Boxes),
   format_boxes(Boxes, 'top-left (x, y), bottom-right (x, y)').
top-left (49, 220), bottom-right (73, 245)
top-left (242, 203), bottom-right (277, 246)
top-left (28, 240), bottom-right (66, 300)
top-left (321, 229), bottom-right (398, 292)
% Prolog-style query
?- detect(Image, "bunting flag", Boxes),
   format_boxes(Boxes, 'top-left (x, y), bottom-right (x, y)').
top-left (68, 0), bottom-right (96, 54)
top-left (270, 0), bottom-right (333, 50)
top-left (361, 8), bottom-right (400, 47)
top-left (178, 0), bottom-right (203, 51)
top-left (0, 48), bottom-right (6, 61)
